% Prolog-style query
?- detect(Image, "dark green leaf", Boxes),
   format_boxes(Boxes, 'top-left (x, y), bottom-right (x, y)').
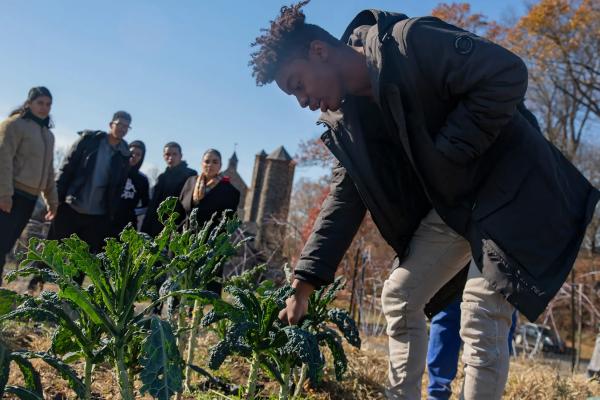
top-left (281, 326), bottom-right (323, 383)
top-left (4, 386), bottom-right (44, 400)
top-left (18, 352), bottom-right (85, 399)
top-left (0, 289), bottom-right (24, 316)
top-left (59, 285), bottom-right (116, 335)
top-left (318, 328), bottom-right (348, 381)
top-left (327, 308), bottom-right (361, 348)
top-left (139, 317), bottom-right (183, 400)
top-left (258, 355), bottom-right (284, 385)
top-left (0, 307), bottom-right (59, 326)
top-left (0, 341), bottom-right (11, 397)
top-left (50, 326), bottom-right (80, 355)
top-left (224, 264), bottom-right (267, 291)
top-left (200, 310), bottom-right (226, 328)
top-left (208, 340), bottom-right (231, 370)
top-left (10, 354), bottom-right (43, 395)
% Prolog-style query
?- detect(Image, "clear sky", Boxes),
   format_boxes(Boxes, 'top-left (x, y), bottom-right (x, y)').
top-left (0, 0), bottom-right (526, 184)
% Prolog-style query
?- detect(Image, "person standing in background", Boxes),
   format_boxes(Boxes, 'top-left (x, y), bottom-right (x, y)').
top-left (111, 140), bottom-right (149, 236)
top-left (141, 142), bottom-right (196, 237)
top-left (0, 87), bottom-right (57, 285)
top-left (40, 111), bottom-right (131, 285)
top-left (177, 148), bottom-right (240, 296)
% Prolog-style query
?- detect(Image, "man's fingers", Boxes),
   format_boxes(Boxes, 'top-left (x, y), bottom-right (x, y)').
top-left (278, 308), bottom-right (289, 324)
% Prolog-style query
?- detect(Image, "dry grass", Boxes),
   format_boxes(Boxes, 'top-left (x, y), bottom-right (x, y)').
top-left (2, 323), bottom-right (600, 399)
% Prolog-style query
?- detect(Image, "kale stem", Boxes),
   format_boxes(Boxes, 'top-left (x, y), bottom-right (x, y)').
top-left (115, 345), bottom-right (134, 400)
top-left (292, 363), bottom-right (308, 399)
top-left (84, 357), bottom-right (93, 400)
top-left (184, 299), bottom-right (203, 391)
top-left (246, 353), bottom-right (260, 400)
top-left (278, 363), bottom-right (292, 400)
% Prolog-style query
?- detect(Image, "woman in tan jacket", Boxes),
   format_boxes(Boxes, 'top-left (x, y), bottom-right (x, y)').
top-left (0, 87), bottom-right (58, 285)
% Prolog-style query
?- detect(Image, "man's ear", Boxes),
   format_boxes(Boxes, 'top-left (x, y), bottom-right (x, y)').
top-left (308, 40), bottom-right (330, 62)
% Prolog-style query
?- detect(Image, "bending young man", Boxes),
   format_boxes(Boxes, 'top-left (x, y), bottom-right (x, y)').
top-left (249, 2), bottom-right (600, 399)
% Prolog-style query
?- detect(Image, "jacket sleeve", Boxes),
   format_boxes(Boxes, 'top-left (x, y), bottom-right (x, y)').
top-left (139, 175), bottom-right (150, 208)
top-left (402, 17), bottom-right (528, 165)
top-left (41, 151), bottom-right (59, 212)
top-left (294, 162), bottom-right (366, 287)
top-left (0, 118), bottom-right (20, 198)
top-left (55, 134), bottom-right (87, 202)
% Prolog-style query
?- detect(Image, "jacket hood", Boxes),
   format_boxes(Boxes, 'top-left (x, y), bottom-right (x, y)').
top-left (128, 140), bottom-right (146, 170)
top-left (166, 161), bottom-right (192, 174)
top-left (341, 10), bottom-right (408, 45)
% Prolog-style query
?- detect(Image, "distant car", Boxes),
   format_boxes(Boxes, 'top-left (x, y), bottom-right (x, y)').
top-left (514, 323), bottom-right (566, 354)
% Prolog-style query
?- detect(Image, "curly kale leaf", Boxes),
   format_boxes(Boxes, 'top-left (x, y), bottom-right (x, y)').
top-left (317, 328), bottom-right (348, 381)
top-left (281, 326), bottom-right (323, 383)
top-left (208, 321), bottom-right (256, 370)
top-left (208, 341), bottom-right (231, 370)
top-left (327, 308), bottom-right (361, 348)
top-left (200, 310), bottom-right (227, 328)
top-left (225, 264), bottom-right (267, 291)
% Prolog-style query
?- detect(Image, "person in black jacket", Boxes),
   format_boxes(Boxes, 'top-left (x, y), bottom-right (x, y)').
top-left (141, 142), bottom-right (196, 237)
top-left (111, 140), bottom-right (149, 236)
top-left (249, 3), bottom-right (599, 399)
top-left (43, 111), bottom-right (131, 285)
top-left (178, 148), bottom-right (240, 295)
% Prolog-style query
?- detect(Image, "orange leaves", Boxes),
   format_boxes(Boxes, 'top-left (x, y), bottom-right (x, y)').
top-left (431, 2), bottom-right (507, 42)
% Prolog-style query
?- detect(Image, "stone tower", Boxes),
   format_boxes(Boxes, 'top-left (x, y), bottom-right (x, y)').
top-left (244, 150), bottom-right (267, 225)
top-left (244, 146), bottom-right (295, 256)
top-left (223, 151), bottom-right (247, 219)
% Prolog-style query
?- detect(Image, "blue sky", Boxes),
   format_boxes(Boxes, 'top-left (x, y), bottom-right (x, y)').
top-left (0, 0), bottom-right (525, 184)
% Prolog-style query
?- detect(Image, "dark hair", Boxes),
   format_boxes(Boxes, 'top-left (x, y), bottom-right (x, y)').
top-left (164, 141), bottom-right (182, 154)
top-left (112, 110), bottom-right (132, 123)
top-left (203, 148), bottom-right (222, 163)
top-left (9, 86), bottom-right (53, 118)
top-left (249, 0), bottom-right (341, 86)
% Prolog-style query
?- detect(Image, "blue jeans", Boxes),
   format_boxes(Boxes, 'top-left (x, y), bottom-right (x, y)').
top-left (426, 299), bottom-right (517, 400)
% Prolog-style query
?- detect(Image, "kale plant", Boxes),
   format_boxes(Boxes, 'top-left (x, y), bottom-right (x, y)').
top-left (293, 277), bottom-right (361, 397)
top-left (165, 206), bottom-right (245, 391)
top-left (201, 282), bottom-right (323, 399)
top-left (2, 198), bottom-right (216, 400)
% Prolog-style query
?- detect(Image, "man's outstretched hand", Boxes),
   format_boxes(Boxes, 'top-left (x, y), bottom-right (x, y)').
top-left (279, 279), bottom-right (315, 325)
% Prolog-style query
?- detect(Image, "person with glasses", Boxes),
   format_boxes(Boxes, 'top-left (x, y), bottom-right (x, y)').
top-left (39, 111), bottom-right (132, 286)
top-left (0, 87), bottom-right (58, 286)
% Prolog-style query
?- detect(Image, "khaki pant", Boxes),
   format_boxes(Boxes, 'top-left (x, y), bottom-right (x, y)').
top-left (381, 210), bottom-right (514, 399)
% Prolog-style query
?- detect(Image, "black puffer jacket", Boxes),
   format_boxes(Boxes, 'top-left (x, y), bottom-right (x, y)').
top-left (56, 130), bottom-right (130, 219)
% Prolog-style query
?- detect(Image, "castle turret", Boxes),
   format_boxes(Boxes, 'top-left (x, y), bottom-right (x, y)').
top-left (254, 146), bottom-right (295, 255)
top-left (244, 150), bottom-right (268, 224)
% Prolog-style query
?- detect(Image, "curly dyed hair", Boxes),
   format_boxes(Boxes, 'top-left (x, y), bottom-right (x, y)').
top-left (249, 0), bottom-right (342, 86)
